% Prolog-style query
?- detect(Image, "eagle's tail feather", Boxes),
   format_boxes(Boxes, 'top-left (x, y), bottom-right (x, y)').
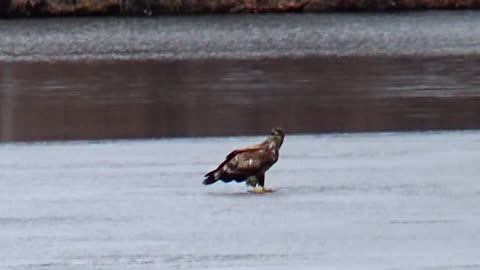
top-left (203, 175), bottom-right (217, 185)
top-left (203, 170), bottom-right (218, 185)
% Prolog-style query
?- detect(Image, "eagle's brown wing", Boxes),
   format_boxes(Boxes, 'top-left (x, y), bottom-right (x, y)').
top-left (203, 144), bottom-right (272, 185)
top-left (205, 144), bottom-right (263, 176)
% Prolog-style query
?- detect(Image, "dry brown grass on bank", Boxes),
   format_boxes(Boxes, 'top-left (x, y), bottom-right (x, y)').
top-left (5, 0), bottom-right (119, 16)
top-left (307, 0), bottom-right (480, 10)
top-left (2, 0), bottom-right (480, 16)
top-left (2, 0), bottom-right (309, 16)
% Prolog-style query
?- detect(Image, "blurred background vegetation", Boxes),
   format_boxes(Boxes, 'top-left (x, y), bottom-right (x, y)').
top-left (1, 0), bottom-right (480, 16)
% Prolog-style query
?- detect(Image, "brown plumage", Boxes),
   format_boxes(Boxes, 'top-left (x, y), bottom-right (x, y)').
top-left (203, 128), bottom-right (285, 192)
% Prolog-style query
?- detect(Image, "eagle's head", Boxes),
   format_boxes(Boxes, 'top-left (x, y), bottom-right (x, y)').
top-left (271, 127), bottom-right (285, 138)
top-left (270, 127), bottom-right (285, 148)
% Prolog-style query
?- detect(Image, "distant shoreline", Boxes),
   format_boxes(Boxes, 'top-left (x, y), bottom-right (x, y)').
top-left (1, 0), bottom-right (480, 17)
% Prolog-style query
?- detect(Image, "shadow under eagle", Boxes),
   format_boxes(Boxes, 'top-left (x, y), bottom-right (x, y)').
top-left (203, 128), bottom-right (285, 192)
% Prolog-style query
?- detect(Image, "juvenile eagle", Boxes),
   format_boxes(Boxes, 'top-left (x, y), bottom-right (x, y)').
top-left (203, 128), bottom-right (285, 192)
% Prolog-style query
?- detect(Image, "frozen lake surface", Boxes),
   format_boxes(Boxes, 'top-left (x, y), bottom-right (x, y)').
top-left (1, 131), bottom-right (480, 270)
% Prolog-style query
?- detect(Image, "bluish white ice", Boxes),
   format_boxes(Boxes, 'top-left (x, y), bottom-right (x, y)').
top-left (1, 131), bottom-right (480, 270)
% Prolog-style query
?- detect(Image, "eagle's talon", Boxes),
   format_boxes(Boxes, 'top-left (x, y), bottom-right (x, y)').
top-left (248, 187), bottom-right (265, 194)
top-left (248, 187), bottom-right (274, 194)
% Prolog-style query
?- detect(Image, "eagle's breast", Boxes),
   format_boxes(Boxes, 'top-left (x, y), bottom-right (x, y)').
top-left (267, 143), bottom-right (279, 162)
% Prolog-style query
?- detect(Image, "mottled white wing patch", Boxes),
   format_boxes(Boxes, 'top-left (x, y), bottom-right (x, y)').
top-left (221, 150), bottom-right (271, 175)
